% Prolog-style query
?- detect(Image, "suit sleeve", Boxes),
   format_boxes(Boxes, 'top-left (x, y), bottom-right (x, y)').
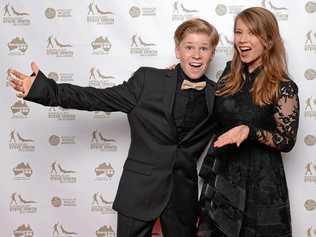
top-left (24, 67), bottom-right (145, 113)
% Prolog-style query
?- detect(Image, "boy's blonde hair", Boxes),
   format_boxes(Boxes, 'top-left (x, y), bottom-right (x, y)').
top-left (174, 18), bottom-right (219, 48)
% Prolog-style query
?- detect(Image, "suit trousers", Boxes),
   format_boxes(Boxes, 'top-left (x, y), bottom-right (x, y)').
top-left (117, 190), bottom-right (196, 237)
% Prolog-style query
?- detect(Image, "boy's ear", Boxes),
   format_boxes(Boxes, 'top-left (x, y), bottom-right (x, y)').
top-left (210, 47), bottom-right (216, 58)
top-left (212, 48), bottom-right (216, 57)
top-left (175, 45), bottom-right (180, 59)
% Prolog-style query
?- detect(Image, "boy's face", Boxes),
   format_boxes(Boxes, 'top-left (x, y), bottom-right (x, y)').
top-left (175, 32), bottom-right (215, 80)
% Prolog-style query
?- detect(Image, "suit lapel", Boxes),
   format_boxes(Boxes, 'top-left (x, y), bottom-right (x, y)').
top-left (163, 69), bottom-right (178, 139)
top-left (205, 80), bottom-right (216, 114)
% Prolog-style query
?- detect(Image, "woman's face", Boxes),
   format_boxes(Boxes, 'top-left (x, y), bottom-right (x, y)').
top-left (234, 18), bottom-right (265, 72)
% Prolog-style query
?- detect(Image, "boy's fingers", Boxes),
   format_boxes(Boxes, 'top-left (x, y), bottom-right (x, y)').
top-left (10, 78), bottom-right (23, 86)
top-left (9, 69), bottom-right (27, 80)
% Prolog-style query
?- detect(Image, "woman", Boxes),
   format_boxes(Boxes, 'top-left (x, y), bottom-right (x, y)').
top-left (197, 7), bottom-right (299, 237)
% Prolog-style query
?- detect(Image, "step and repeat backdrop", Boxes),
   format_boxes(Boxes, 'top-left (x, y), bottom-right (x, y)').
top-left (0, 0), bottom-right (315, 236)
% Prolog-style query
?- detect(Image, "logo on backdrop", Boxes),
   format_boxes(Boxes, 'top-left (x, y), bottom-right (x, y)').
top-left (306, 226), bottom-right (316, 237)
top-left (48, 107), bottom-right (76, 121)
top-left (88, 67), bottom-right (114, 117)
top-left (49, 161), bottom-right (77, 183)
top-left (90, 130), bottom-right (117, 151)
top-left (304, 161), bottom-right (316, 184)
top-left (96, 225), bottom-right (116, 237)
top-left (305, 135), bottom-right (316, 146)
top-left (304, 199), bottom-right (316, 211)
top-left (2, 3), bottom-right (30, 26)
top-left (87, 1), bottom-right (114, 24)
top-left (216, 33), bottom-right (234, 57)
top-left (10, 100), bottom-right (30, 118)
top-left (304, 97), bottom-right (316, 119)
top-left (172, 1), bottom-right (199, 21)
top-left (46, 35), bottom-right (74, 57)
top-left (52, 223), bottom-right (77, 237)
top-left (95, 162), bottom-right (115, 181)
top-left (10, 192), bottom-right (37, 214)
top-left (91, 36), bottom-right (112, 55)
top-left (48, 71), bottom-right (75, 82)
top-left (305, 1), bottom-right (316, 14)
top-left (8, 37), bottom-right (28, 55)
top-left (93, 111), bottom-right (112, 119)
top-left (45, 7), bottom-right (72, 19)
top-left (129, 5), bottom-right (157, 17)
top-left (304, 30), bottom-right (316, 53)
top-left (51, 196), bottom-right (77, 208)
top-left (13, 224), bottom-right (34, 237)
top-left (130, 34), bottom-right (158, 56)
top-left (49, 134), bottom-right (76, 146)
top-left (88, 65), bottom-right (117, 118)
top-left (305, 68), bottom-right (316, 80)
top-left (304, 161), bottom-right (316, 183)
top-left (261, 0), bottom-right (288, 20)
top-left (88, 67), bottom-right (115, 87)
top-left (91, 192), bottom-right (115, 214)
top-left (9, 130), bottom-right (35, 152)
top-left (214, 4), bottom-right (244, 16)
top-left (13, 162), bottom-right (33, 180)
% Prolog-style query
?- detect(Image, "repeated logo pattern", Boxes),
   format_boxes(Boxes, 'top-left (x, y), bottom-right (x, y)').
top-left (1, 1), bottom-right (314, 236)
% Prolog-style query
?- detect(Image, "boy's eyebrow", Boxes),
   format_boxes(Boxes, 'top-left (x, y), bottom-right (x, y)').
top-left (182, 41), bottom-right (210, 45)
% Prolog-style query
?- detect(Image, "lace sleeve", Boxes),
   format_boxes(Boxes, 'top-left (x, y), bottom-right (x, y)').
top-left (249, 80), bottom-right (299, 152)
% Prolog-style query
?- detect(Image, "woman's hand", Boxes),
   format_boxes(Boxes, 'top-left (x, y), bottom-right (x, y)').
top-left (213, 125), bottom-right (250, 148)
top-left (8, 62), bottom-right (39, 98)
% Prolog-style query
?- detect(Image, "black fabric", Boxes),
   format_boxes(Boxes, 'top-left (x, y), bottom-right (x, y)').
top-left (117, 185), bottom-right (197, 237)
top-left (117, 213), bottom-right (155, 237)
top-left (198, 61), bottom-right (299, 237)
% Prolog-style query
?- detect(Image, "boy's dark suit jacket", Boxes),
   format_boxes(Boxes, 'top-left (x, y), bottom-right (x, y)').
top-left (25, 67), bottom-right (217, 224)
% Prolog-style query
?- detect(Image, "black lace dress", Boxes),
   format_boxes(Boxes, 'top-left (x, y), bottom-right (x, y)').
top-left (197, 62), bottom-right (299, 237)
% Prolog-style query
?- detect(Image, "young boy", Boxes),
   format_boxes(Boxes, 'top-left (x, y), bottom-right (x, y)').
top-left (9, 18), bottom-right (219, 237)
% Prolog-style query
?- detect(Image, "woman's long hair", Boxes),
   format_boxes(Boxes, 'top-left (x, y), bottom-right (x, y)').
top-left (217, 7), bottom-right (288, 106)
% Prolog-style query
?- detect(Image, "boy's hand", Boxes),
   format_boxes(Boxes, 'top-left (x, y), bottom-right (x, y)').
top-left (8, 62), bottom-right (39, 98)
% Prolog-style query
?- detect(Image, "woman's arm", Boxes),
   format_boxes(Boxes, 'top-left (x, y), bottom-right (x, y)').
top-left (214, 80), bottom-right (299, 152)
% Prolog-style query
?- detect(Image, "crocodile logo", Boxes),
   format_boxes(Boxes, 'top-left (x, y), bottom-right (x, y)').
top-left (53, 223), bottom-right (77, 236)
top-left (3, 4), bottom-right (29, 16)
